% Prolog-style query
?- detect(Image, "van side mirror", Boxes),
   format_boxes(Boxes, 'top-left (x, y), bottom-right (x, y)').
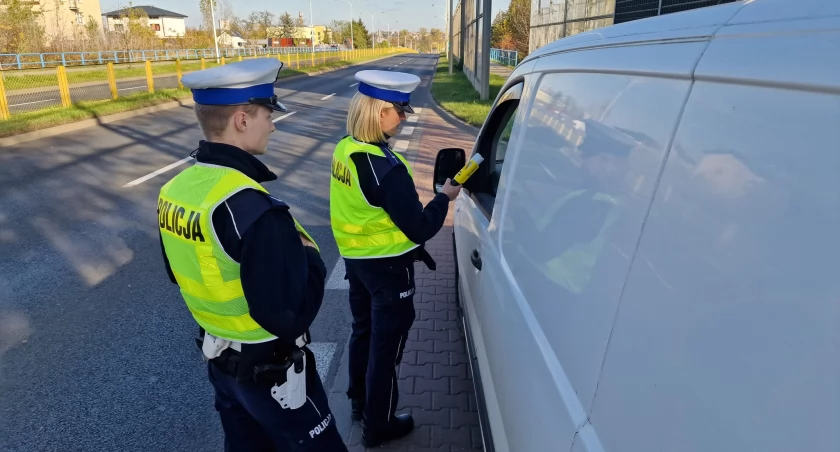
top-left (433, 148), bottom-right (466, 194)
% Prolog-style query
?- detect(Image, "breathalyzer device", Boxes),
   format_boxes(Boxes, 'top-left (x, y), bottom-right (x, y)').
top-left (451, 154), bottom-right (485, 186)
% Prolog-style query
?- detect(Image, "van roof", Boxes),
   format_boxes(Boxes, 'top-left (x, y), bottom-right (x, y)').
top-left (523, 0), bottom-right (840, 65)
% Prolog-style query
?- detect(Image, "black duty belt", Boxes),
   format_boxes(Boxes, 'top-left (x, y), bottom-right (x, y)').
top-left (197, 329), bottom-right (310, 385)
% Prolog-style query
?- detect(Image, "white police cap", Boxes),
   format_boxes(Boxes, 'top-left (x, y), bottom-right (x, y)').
top-left (355, 70), bottom-right (421, 113)
top-left (181, 58), bottom-right (286, 112)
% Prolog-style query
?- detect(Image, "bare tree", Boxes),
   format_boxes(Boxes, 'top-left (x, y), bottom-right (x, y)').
top-left (198, 0), bottom-right (214, 30)
top-left (217, 0), bottom-right (235, 25)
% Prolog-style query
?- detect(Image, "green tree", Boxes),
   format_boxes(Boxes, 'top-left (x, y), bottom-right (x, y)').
top-left (279, 13), bottom-right (297, 39)
top-left (0, 0), bottom-right (45, 53)
top-left (352, 19), bottom-right (371, 48)
top-left (490, 10), bottom-right (509, 48)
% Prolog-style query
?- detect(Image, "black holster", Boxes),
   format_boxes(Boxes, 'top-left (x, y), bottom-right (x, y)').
top-left (414, 246), bottom-right (437, 271)
top-left (196, 328), bottom-right (308, 385)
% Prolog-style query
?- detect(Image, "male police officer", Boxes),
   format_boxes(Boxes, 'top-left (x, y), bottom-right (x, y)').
top-left (329, 70), bottom-right (461, 446)
top-left (159, 58), bottom-right (347, 451)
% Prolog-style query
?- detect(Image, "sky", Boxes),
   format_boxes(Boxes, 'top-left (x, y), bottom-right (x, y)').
top-left (100, 0), bottom-right (511, 33)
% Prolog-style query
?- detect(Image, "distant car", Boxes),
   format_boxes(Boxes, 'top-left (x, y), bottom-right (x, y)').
top-left (432, 0), bottom-right (840, 451)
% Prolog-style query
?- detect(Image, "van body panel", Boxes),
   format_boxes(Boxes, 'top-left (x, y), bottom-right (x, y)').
top-left (455, 2), bottom-right (840, 451)
top-left (695, 16), bottom-right (840, 93)
top-left (727, 0), bottom-right (840, 24)
top-left (588, 34), bottom-right (840, 452)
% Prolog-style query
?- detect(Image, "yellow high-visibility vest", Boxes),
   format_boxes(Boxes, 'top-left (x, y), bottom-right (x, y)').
top-left (329, 136), bottom-right (418, 258)
top-left (159, 163), bottom-right (318, 342)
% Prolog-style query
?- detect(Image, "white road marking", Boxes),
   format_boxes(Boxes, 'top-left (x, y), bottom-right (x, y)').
top-left (272, 111), bottom-right (297, 123)
top-left (320, 93), bottom-right (337, 100)
top-left (10, 98), bottom-right (55, 107)
top-left (326, 259), bottom-right (349, 290)
top-left (349, 83), bottom-right (359, 87)
top-left (123, 157), bottom-right (192, 188)
top-left (414, 107), bottom-right (424, 115)
top-left (407, 116), bottom-right (418, 123)
top-left (118, 86), bottom-right (146, 91)
top-left (393, 140), bottom-right (410, 153)
top-left (399, 126), bottom-right (415, 136)
top-left (307, 342), bottom-right (337, 382)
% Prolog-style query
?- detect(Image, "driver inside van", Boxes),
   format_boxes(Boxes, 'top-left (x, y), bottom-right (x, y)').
top-left (515, 118), bottom-right (635, 295)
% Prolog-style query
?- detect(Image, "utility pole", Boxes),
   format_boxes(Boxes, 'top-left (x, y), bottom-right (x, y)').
top-left (309, 0), bottom-right (315, 54)
top-left (447, 0), bottom-right (453, 74)
top-left (210, 0), bottom-right (220, 64)
top-left (480, 0), bottom-right (491, 100)
top-left (367, 13), bottom-right (376, 49)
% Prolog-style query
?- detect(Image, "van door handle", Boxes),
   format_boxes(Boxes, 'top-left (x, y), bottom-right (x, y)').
top-left (470, 249), bottom-right (482, 270)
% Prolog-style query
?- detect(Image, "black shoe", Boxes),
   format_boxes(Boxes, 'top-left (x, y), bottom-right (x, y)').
top-left (350, 399), bottom-right (364, 421)
top-left (362, 414), bottom-right (415, 447)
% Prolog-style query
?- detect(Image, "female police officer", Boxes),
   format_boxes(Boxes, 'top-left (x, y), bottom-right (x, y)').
top-left (329, 70), bottom-right (461, 446)
top-left (160, 59), bottom-right (346, 451)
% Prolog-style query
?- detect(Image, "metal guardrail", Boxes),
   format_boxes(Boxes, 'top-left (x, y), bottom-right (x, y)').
top-left (490, 48), bottom-right (518, 67)
top-left (0, 46), bottom-right (353, 70)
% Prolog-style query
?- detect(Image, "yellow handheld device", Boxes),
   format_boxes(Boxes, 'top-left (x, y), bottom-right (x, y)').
top-left (452, 154), bottom-right (485, 186)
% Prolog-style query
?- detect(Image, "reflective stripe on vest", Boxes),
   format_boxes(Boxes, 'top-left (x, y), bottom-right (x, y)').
top-left (159, 163), bottom-right (318, 342)
top-left (329, 136), bottom-right (419, 258)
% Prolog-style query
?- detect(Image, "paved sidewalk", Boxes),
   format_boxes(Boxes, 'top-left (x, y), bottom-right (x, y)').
top-left (490, 62), bottom-right (513, 79)
top-left (330, 101), bottom-right (484, 451)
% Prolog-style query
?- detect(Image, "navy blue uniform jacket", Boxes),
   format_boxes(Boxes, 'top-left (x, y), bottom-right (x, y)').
top-left (349, 140), bottom-right (451, 254)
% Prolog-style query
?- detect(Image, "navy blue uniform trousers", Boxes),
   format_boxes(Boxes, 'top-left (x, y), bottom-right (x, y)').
top-left (344, 255), bottom-right (417, 430)
top-left (207, 347), bottom-right (347, 452)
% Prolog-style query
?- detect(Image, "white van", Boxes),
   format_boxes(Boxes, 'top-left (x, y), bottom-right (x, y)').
top-left (432, 1), bottom-right (840, 451)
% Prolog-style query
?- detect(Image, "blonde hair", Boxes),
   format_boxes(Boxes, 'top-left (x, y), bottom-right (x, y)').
top-left (193, 103), bottom-right (261, 139)
top-left (346, 92), bottom-right (392, 143)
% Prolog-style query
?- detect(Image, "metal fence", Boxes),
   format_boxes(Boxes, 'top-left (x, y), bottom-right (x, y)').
top-left (0, 46), bottom-right (354, 71)
top-left (0, 48), bottom-right (397, 120)
top-left (490, 48), bottom-right (518, 67)
top-left (451, 0), bottom-right (492, 99)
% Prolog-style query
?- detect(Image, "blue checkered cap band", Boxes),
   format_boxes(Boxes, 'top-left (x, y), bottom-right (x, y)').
top-left (354, 70), bottom-right (421, 103)
top-left (181, 58), bottom-right (283, 106)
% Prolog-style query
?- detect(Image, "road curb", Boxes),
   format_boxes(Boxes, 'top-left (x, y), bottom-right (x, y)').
top-left (0, 97), bottom-right (196, 148)
top-left (0, 52), bottom-right (414, 148)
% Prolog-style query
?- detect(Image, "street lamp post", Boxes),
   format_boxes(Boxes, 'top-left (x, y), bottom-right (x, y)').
top-left (368, 13), bottom-right (376, 49)
top-left (309, 0), bottom-right (316, 55)
top-left (209, 0), bottom-right (220, 64)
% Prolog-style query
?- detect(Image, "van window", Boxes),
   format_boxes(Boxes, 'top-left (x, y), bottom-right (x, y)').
top-left (499, 72), bottom-right (692, 409)
top-left (468, 82), bottom-right (524, 216)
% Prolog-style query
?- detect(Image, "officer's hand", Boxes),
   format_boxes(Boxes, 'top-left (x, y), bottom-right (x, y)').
top-left (441, 178), bottom-right (462, 201)
top-left (300, 235), bottom-right (316, 248)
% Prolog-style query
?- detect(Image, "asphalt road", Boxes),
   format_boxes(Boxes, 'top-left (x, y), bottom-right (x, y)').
top-left (0, 54), bottom-right (439, 452)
